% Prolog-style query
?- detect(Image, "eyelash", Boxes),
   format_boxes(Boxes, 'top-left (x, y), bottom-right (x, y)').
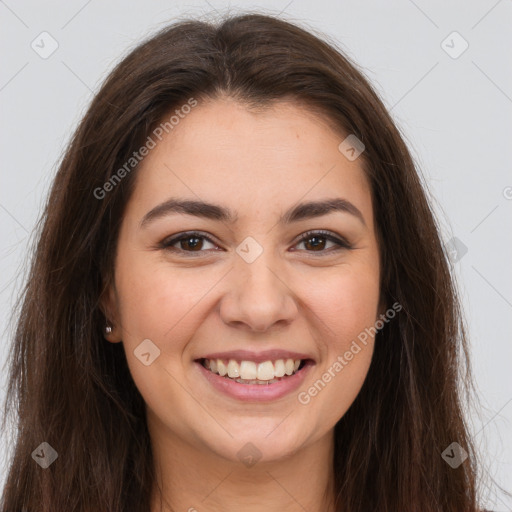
top-left (158, 230), bottom-right (352, 257)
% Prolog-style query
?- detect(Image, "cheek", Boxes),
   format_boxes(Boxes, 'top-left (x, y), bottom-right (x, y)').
top-left (114, 253), bottom-right (212, 341)
top-left (301, 262), bottom-right (380, 345)
top-left (113, 256), bottom-right (222, 399)
top-left (295, 263), bottom-right (379, 420)
top-left (113, 260), bottom-right (194, 415)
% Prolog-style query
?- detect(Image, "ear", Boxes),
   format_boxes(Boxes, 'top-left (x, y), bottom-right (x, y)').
top-left (99, 279), bottom-right (123, 343)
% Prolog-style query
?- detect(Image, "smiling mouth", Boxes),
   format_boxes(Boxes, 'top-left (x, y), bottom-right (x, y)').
top-left (197, 357), bottom-right (310, 385)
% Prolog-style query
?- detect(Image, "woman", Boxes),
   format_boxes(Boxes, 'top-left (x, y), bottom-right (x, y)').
top-left (0, 12), bottom-right (500, 512)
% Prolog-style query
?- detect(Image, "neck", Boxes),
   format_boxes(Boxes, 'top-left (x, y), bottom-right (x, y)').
top-left (148, 420), bottom-right (336, 512)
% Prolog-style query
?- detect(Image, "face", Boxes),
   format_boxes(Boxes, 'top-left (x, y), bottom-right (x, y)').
top-left (102, 96), bottom-right (384, 464)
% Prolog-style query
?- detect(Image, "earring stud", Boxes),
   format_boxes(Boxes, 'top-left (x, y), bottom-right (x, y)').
top-left (105, 324), bottom-right (113, 334)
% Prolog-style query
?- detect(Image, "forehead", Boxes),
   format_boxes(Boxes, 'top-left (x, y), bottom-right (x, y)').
top-left (128, 97), bottom-right (373, 229)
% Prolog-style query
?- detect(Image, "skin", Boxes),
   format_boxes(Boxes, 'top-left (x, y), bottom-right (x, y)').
top-left (101, 96), bottom-right (385, 512)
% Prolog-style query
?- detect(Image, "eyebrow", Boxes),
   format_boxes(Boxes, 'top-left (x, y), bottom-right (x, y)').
top-left (139, 197), bottom-right (366, 229)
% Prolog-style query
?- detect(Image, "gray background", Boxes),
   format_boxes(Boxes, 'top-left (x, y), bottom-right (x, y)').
top-left (1, 0), bottom-right (511, 509)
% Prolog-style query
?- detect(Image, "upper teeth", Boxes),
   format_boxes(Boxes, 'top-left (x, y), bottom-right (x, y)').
top-left (204, 358), bottom-right (302, 380)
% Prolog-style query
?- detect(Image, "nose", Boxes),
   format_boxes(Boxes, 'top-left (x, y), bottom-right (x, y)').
top-left (219, 252), bottom-right (299, 333)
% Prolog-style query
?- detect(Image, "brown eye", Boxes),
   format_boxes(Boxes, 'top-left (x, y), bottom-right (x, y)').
top-left (301, 234), bottom-right (328, 251)
top-left (294, 230), bottom-right (352, 254)
top-left (159, 230), bottom-right (351, 257)
top-left (177, 235), bottom-right (205, 251)
top-left (160, 232), bottom-right (218, 255)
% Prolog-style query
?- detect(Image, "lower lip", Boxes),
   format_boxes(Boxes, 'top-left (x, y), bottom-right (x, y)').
top-left (194, 360), bottom-right (315, 402)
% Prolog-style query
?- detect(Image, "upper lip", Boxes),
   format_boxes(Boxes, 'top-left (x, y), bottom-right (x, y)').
top-left (196, 349), bottom-right (315, 364)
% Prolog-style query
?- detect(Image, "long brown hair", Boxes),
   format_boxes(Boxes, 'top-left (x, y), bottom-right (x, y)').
top-left (0, 12), bottom-right (493, 511)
